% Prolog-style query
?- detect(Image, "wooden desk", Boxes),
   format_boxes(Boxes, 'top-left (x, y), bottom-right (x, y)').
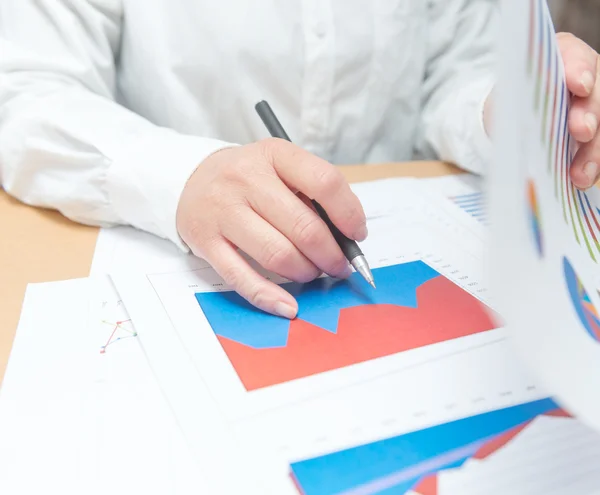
top-left (0, 160), bottom-right (461, 382)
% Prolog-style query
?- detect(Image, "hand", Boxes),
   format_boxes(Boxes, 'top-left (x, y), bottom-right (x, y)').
top-left (176, 138), bottom-right (368, 319)
top-left (557, 33), bottom-right (600, 190)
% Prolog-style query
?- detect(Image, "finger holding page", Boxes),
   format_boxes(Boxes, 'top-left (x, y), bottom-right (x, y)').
top-left (558, 32), bottom-right (598, 98)
top-left (569, 134), bottom-right (600, 189)
top-left (557, 32), bottom-right (600, 189)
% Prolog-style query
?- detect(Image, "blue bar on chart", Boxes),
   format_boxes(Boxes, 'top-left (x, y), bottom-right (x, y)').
top-left (450, 192), bottom-right (487, 225)
top-left (289, 398), bottom-right (591, 495)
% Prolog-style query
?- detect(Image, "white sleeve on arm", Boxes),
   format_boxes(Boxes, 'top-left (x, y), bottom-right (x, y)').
top-left (415, 0), bottom-right (498, 175)
top-left (0, 0), bottom-right (235, 249)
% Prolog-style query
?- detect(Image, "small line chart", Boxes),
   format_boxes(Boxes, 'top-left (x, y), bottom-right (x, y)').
top-left (98, 299), bottom-right (138, 354)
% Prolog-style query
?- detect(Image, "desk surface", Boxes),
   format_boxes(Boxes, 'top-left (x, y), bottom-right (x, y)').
top-left (0, 160), bottom-right (461, 381)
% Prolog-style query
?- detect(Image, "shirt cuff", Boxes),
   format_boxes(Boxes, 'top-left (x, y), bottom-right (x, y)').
top-left (454, 77), bottom-right (495, 175)
top-left (105, 128), bottom-right (237, 251)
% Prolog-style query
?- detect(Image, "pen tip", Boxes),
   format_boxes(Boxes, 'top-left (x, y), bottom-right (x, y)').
top-left (369, 280), bottom-right (376, 289)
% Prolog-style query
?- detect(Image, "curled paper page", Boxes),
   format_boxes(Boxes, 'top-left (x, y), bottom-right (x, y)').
top-left (490, 0), bottom-right (600, 431)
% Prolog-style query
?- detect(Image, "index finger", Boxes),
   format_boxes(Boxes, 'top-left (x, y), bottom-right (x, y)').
top-left (557, 32), bottom-right (599, 98)
top-left (261, 139), bottom-right (368, 242)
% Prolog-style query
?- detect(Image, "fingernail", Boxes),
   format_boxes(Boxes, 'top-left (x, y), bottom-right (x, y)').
top-left (274, 301), bottom-right (297, 320)
top-left (585, 113), bottom-right (598, 136)
top-left (354, 224), bottom-right (368, 241)
top-left (583, 161), bottom-right (599, 187)
top-left (581, 71), bottom-right (595, 94)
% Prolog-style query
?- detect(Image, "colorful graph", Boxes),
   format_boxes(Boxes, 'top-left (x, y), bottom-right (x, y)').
top-left (195, 261), bottom-right (497, 390)
top-left (563, 257), bottom-right (600, 342)
top-left (527, 0), bottom-right (600, 262)
top-left (100, 318), bottom-right (137, 354)
top-left (449, 192), bottom-right (487, 224)
top-left (527, 179), bottom-right (543, 256)
top-left (290, 399), bottom-right (569, 495)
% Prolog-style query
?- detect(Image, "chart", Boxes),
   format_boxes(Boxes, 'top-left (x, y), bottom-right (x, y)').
top-left (563, 257), bottom-right (600, 342)
top-left (290, 399), bottom-right (600, 495)
top-left (98, 299), bottom-right (137, 353)
top-left (526, 179), bottom-right (543, 256)
top-left (449, 192), bottom-right (486, 225)
top-left (195, 261), bottom-right (496, 390)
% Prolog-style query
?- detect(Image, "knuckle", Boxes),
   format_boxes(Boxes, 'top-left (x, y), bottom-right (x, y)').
top-left (344, 199), bottom-right (366, 226)
top-left (180, 216), bottom-right (209, 249)
top-left (557, 32), bottom-right (578, 49)
top-left (315, 166), bottom-right (344, 196)
top-left (260, 240), bottom-right (294, 272)
top-left (292, 210), bottom-right (326, 248)
top-left (246, 281), bottom-right (265, 307)
top-left (326, 255), bottom-right (349, 276)
top-left (257, 137), bottom-right (284, 161)
top-left (219, 201), bottom-right (246, 219)
top-left (218, 159), bottom-right (245, 183)
top-left (295, 266), bottom-right (321, 284)
top-left (220, 264), bottom-right (244, 289)
top-left (557, 32), bottom-right (574, 42)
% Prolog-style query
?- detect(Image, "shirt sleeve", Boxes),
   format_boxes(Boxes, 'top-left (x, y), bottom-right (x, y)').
top-left (0, 0), bottom-right (236, 250)
top-left (415, 0), bottom-right (498, 175)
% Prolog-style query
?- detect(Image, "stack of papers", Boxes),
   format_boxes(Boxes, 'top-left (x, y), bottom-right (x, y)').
top-left (2, 172), bottom-right (600, 494)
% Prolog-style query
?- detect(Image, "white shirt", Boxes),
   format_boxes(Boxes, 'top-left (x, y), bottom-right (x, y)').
top-left (0, 0), bottom-right (496, 249)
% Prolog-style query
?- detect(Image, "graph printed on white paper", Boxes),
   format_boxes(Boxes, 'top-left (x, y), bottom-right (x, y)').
top-left (98, 298), bottom-right (137, 354)
top-left (0, 277), bottom-right (202, 495)
top-left (419, 175), bottom-right (487, 226)
top-left (111, 214), bottom-right (553, 475)
top-left (524, 0), bottom-right (600, 262)
top-left (490, 0), bottom-right (600, 434)
top-left (290, 399), bottom-right (600, 495)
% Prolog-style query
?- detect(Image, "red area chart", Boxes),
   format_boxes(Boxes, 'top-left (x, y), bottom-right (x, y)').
top-left (217, 274), bottom-right (496, 390)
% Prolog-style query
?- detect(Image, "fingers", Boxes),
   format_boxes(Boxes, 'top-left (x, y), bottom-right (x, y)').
top-left (219, 204), bottom-right (321, 283)
top-left (247, 175), bottom-right (352, 279)
top-left (559, 33), bottom-right (600, 189)
top-left (568, 54), bottom-right (600, 143)
top-left (569, 96), bottom-right (599, 144)
top-left (261, 139), bottom-right (368, 243)
top-left (558, 32), bottom-right (598, 98)
top-left (571, 136), bottom-right (600, 189)
top-left (202, 237), bottom-right (299, 319)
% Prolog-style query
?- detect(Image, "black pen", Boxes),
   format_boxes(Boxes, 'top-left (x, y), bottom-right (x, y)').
top-left (255, 100), bottom-right (376, 289)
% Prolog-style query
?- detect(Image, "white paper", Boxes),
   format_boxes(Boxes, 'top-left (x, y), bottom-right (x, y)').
top-left (111, 211), bottom-right (552, 490)
top-left (427, 415), bottom-right (600, 494)
top-left (491, 0), bottom-right (600, 429)
top-left (0, 277), bottom-right (203, 495)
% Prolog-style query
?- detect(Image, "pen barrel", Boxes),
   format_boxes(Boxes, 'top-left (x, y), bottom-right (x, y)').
top-left (312, 201), bottom-right (363, 262)
top-left (255, 101), bottom-right (291, 141)
top-left (254, 100), bottom-right (365, 264)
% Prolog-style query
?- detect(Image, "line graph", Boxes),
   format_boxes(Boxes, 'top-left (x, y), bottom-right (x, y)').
top-left (100, 318), bottom-right (137, 354)
top-left (98, 299), bottom-right (138, 354)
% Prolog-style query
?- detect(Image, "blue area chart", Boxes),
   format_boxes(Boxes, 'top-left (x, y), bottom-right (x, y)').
top-left (195, 261), bottom-right (439, 349)
top-left (290, 399), bottom-right (561, 495)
